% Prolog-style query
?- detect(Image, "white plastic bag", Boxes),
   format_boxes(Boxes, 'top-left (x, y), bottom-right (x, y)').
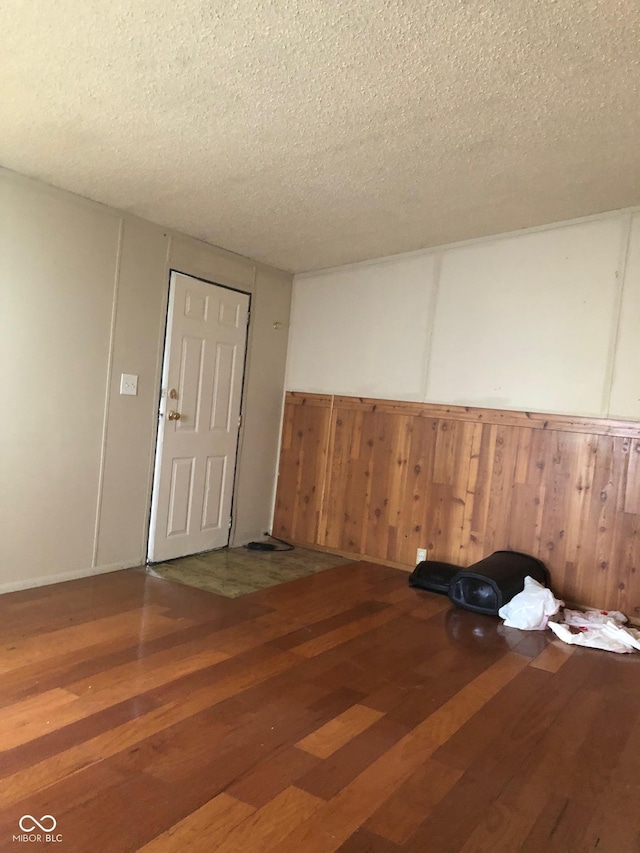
top-left (548, 609), bottom-right (640, 654)
top-left (498, 576), bottom-right (563, 630)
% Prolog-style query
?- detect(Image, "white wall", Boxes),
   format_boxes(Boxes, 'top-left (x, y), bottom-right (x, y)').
top-left (287, 254), bottom-right (439, 401)
top-left (287, 210), bottom-right (640, 420)
top-left (0, 169), bottom-right (292, 592)
top-left (610, 216), bottom-right (640, 418)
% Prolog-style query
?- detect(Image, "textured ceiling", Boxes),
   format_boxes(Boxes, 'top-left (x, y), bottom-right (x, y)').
top-left (3, 1), bottom-right (640, 273)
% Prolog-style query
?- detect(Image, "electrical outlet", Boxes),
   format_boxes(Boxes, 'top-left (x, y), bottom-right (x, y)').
top-left (416, 547), bottom-right (427, 564)
top-left (120, 373), bottom-right (138, 396)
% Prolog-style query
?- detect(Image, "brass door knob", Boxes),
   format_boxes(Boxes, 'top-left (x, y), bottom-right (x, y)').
top-left (167, 410), bottom-right (182, 421)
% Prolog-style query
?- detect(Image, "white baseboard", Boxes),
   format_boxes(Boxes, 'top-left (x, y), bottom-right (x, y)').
top-left (0, 559), bottom-right (142, 595)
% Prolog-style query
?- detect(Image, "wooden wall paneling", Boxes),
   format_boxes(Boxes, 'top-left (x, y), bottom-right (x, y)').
top-left (425, 420), bottom-right (469, 565)
top-left (408, 401), bottom-right (640, 438)
top-left (320, 405), bottom-right (358, 552)
top-left (405, 418), bottom-right (442, 564)
top-left (272, 396), bottom-right (294, 540)
top-left (315, 407), bottom-right (342, 549)
top-left (617, 511), bottom-right (640, 621)
top-left (273, 393), bottom-right (640, 614)
top-left (618, 436), bottom-right (640, 615)
top-left (348, 409), bottom-right (382, 557)
top-left (501, 426), bottom-right (544, 563)
top-left (489, 427), bottom-right (533, 559)
top-left (513, 426), bottom-right (532, 485)
top-left (475, 426), bottom-right (507, 558)
top-left (325, 396), bottom-right (640, 437)
top-left (609, 440), bottom-right (635, 616)
top-left (399, 416), bottom-right (439, 567)
top-left (272, 397), bottom-right (299, 541)
top-left (559, 432), bottom-right (604, 607)
top-left (575, 434), bottom-right (615, 609)
top-left (429, 420), bottom-right (457, 564)
top-left (624, 438), bottom-right (640, 515)
top-left (273, 394), bottom-right (332, 545)
top-left (432, 419), bottom-right (457, 485)
top-left (560, 433), bottom-right (597, 577)
top-left (361, 412), bottom-right (389, 559)
top-left (537, 430), bottom-right (577, 573)
top-left (591, 435), bottom-right (630, 611)
top-left (378, 414), bottom-right (413, 563)
top-left (547, 431), bottom-right (595, 598)
top-left (351, 409), bottom-right (377, 557)
top-left (296, 397), bottom-right (329, 543)
top-left (458, 421), bottom-right (484, 567)
top-left (527, 427), bottom-right (558, 559)
top-left (414, 419), bottom-right (447, 563)
top-left (450, 420), bottom-right (480, 566)
top-left (465, 424), bottom-right (497, 565)
top-left (365, 412), bottom-right (400, 562)
top-left (322, 402), bottom-right (376, 556)
top-left (507, 480), bottom-right (540, 562)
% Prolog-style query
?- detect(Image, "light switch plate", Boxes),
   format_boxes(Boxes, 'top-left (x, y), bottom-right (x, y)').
top-left (120, 373), bottom-right (138, 396)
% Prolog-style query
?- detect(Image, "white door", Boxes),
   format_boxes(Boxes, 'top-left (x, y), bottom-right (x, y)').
top-left (148, 272), bottom-right (250, 562)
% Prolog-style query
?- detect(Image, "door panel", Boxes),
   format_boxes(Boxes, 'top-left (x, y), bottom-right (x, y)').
top-left (178, 336), bottom-right (205, 431)
top-left (167, 457), bottom-right (195, 536)
top-left (148, 272), bottom-right (250, 562)
top-left (211, 343), bottom-right (235, 430)
top-left (202, 455), bottom-right (226, 530)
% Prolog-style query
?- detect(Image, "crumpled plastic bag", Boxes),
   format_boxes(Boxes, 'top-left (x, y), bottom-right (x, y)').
top-left (498, 576), bottom-right (563, 630)
top-left (548, 609), bottom-right (640, 654)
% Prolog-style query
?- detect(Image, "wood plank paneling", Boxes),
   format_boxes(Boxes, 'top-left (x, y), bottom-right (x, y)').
top-left (273, 393), bottom-right (640, 614)
top-left (273, 394), bottom-right (333, 545)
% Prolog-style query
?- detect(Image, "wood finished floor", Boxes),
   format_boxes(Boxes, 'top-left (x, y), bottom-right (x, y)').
top-left (1, 563), bottom-right (639, 852)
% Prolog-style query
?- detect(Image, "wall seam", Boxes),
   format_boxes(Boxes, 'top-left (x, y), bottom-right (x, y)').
top-left (142, 233), bottom-right (173, 562)
top-left (92, 217), bottom-right (124, 567)
top-left (316, 394), bottom-right (335, 545)
top-left (603, 213), bottom-right (633, 417)
top-left (420, 251), bottom-right (443, 402)
top-left (264, 276), bottom-right (295, 535)
top-left (267, 388), bottom-right (288, 536)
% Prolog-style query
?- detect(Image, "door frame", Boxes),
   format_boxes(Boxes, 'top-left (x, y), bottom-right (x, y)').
top-left (145, 269), bottom-right (252, 564)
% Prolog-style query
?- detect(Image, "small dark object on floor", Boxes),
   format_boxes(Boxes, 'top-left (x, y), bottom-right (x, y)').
top-left (449, 550), bottom-right (549, 616)
top-left (408, 560), bottom-right (459, 595)
top-left (245, 535), bottom-right (294, 553)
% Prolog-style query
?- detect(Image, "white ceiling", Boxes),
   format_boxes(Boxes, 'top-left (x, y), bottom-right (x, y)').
top-left (3, 1), bottom-right (640, 273)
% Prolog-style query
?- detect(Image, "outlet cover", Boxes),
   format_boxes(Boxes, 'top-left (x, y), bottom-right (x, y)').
top-left (416, 548), bottom-right (427, 564)
top-left (120, 373), bottom-right (138, 396)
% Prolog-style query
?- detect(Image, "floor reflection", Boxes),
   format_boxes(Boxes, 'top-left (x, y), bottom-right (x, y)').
top-left (444, 606), bottom-right (548, 656)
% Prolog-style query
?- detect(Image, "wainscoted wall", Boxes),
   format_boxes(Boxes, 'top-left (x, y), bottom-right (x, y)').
top-left (273, 392), bottom-right (640, 616)
top-left (287, 211), bottom-right (640, 421)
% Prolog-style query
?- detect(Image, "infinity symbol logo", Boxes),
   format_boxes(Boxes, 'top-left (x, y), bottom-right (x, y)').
top-left (19, 815), bottom-right (57, 832)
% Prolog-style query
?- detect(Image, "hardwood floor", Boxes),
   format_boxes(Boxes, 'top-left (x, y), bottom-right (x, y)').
top-left (1, 563), bottom-right (639, 852)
